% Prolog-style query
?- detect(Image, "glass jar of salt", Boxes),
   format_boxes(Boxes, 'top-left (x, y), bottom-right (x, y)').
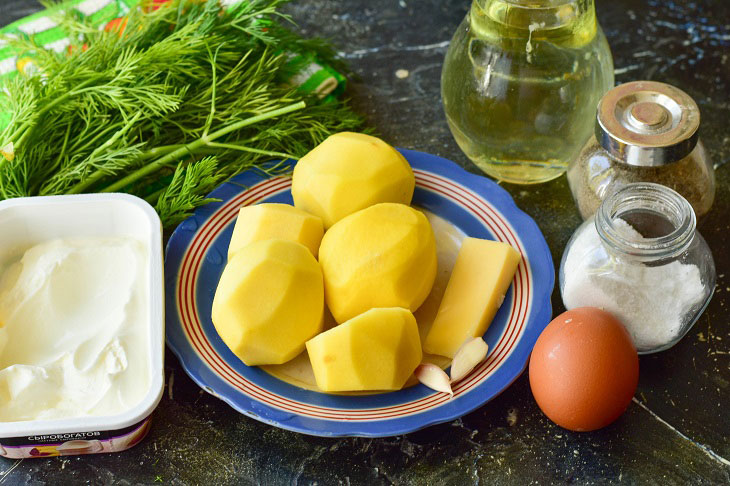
top-left (559, 182), bottom-right (715, 354)
top-left (567, 81), bottom-right (715, 221)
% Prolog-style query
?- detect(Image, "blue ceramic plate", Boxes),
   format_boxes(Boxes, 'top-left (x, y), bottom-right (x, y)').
top-left (165, 149), bottom-right (554, 437)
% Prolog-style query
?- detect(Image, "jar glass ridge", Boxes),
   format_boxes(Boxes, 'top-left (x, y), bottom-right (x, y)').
top-left (595, 183), bottom-right (696, 263)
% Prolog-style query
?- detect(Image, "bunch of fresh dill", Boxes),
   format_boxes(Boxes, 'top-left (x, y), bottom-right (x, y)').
top-left (0, 0), bottom-right (364, 226)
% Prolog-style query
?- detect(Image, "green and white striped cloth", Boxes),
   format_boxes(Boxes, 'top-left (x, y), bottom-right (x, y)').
top-left (0, 0), bottom-right (345, 99)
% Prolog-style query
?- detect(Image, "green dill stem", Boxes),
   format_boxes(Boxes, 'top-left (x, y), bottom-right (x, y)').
top-left (54, 124), bottom-right (72, 170)
top-left (140, 145), bottom-right (229, 160)
top-left (67, 121), bottom-right (125, 155)
top-left (205, 141), bottom-right (293, 159)
top-left (202, 43), bottom-right (223, 139)
top-left (100, 100), bottom-right (305, 193)
top-left (66, 167), bottom-right (109, 194)
top-left (68, 140), bottom-right (184, 194)
top-left (33, 122), bottom-right (75, 194)
top-left (9, 77), bottom-right (99, 148)
top-left (140, 144), bottom-right (185, 160)
top-left (139, 146), bottom-right (224, 160)
top-left (66, 112), bottom-right (143, 194)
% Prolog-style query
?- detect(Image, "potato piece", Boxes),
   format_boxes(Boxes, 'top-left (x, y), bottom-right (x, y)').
top-left (291, 132), bottom-right (415, 228)
top-left (306, 307), bottom-right (422, 392)
top-left (423, 238), bottom-right (521, 358)
top-left (212, 239), bottom-right (324, 366)
top-left (227, 203), bottom-right (323, 259)
top-left (319, 203), bottom-right (437, 323)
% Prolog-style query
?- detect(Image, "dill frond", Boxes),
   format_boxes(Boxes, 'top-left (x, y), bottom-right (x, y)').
top-left (154, 156), bottom-right (224, 226)
top-left (0, 0), bottom-right (365, 227)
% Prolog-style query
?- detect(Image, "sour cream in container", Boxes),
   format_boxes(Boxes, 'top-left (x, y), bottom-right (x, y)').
top-left (0, 194), bottom-right (164, 459)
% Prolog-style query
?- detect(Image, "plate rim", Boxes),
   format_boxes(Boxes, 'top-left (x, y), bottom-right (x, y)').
top-left (164, 149), bottom-right (554, 437)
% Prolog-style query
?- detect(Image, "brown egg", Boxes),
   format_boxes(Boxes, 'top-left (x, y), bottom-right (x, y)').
top-left (529, 307), bottom-right (639, 432)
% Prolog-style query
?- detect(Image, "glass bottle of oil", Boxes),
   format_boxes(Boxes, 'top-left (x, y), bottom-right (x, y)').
top-left (441, 0), bottom-right (614, 184)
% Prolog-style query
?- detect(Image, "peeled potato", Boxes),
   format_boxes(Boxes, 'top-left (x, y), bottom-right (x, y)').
top-left (291, 132), bottom-right (415, 228)
top-left (318, 203), bottom-right (437, 324)
top-left (306, 307), bottom-right (422, 392)
top-left (227, 203), bottom-right (323, 259)
top-left (212, 239), bottom-right (324, 366)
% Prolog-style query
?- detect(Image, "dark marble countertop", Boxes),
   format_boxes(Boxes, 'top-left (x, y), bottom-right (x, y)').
top-left (0, 0), bottom-right (728, 484)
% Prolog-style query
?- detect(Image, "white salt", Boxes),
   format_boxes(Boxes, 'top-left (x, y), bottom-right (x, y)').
top-left (562, 219), bottom-right (706, 350)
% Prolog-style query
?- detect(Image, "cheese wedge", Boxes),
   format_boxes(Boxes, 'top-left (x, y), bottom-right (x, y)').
top-left (423, 238), bottom-right (521, 358)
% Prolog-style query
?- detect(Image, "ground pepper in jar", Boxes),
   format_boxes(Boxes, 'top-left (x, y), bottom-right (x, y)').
top-left (567, 81), bottom-right (715, 220)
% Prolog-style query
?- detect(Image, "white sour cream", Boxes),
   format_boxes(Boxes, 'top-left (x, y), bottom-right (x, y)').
top-left (0, 237), bottom-right (150, 422)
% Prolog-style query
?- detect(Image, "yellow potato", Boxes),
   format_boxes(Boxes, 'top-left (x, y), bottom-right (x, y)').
top-left (318, 203), bottom-right (437, 323)
top-left (291, 132), bottom-right (415, 228)
top-left (306, 307), bottom-right (422, 392)
top-left (212, 239), bottom-right (324, 366)
top-left (227, 203), bottom-right (323, 259)
top-left (423, 238), bottom-right (521, 358)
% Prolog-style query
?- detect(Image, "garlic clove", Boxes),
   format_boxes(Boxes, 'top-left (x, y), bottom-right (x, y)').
top-left (450, 337), bottom-right (489, 382)
top-left (1, 142), bottom-right (14, 162)
top-left (414, 363), bottom-right (453, 395)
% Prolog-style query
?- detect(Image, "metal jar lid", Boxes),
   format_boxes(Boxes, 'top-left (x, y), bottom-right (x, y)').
top-left (595, 81), bottom-right (700, 167)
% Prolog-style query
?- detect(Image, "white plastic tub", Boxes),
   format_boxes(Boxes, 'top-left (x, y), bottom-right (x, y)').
top-left (0, 194), bottom-right (164, 458)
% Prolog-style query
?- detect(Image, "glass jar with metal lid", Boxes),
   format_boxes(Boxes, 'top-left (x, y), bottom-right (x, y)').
top-left (567, 80), bottom-right (715, 220)
top-left (559, 183), bottom-right (716, 353)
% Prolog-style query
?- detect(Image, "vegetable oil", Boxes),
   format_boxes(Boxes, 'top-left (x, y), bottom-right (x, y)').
top-left (441, 0), bottom-right (614, 184)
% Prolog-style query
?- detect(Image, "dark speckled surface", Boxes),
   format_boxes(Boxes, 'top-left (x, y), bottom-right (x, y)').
top-left (0, 0), bottom-right (729, 484)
